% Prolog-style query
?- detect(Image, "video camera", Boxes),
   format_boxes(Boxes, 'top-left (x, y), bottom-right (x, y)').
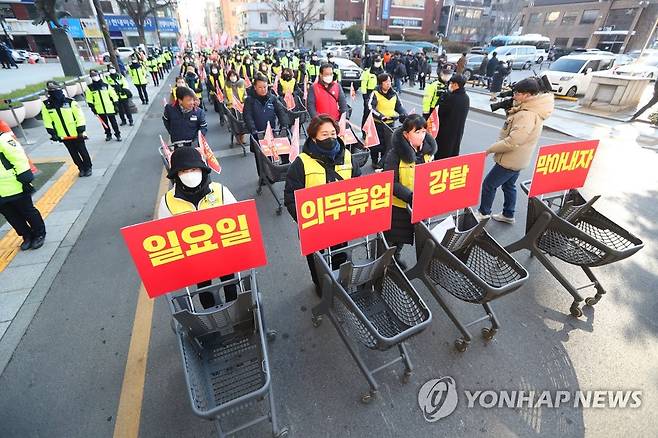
top-left (490, 75), bottom-right (552, 113)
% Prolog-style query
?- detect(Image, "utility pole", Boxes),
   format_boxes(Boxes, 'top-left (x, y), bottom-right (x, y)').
top-left (91, 0), bottom-right (118, 68)
top-left (361, 0), bottom-right (369, 57)
top-left (149, 0), bottom-right (163, 47)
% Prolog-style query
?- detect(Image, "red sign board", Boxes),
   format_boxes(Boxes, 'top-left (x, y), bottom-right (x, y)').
top-left (121, 200), bottom-right (267, 298)
top-left (528, 140), bottom-right (599, 198)
top-left (412, 152), bottom-right (487, 223)
top-left (294, 171), bottom-right (394, 255)
top-left (261, 137), bottom-right (291, 157)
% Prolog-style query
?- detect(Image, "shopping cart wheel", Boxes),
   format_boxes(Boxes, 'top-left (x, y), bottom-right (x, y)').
top-left (584, 296), bottom-right (600, 306)
top-left (360, 390), bottom-right (377, 404)
top-left (401, 371), bottom-right (412, 384)
top-left (481, 327), bottom-right (497, 341)
top-left (311, 315), bottom-right (323, 328)
top-left (273, 426), bottom-right (289, 437)
top-left (276, 206), bottom-right (283, 216)
top-left (569, 302), bottom-right (583, 318)
top-left (454, 339), bottom-right (469, 353)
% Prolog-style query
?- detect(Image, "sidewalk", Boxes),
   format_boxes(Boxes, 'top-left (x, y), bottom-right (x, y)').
top-left (0, 60), bottom-right (97, 94)
top-left (402, 83), bottom-right (658, 147)
top-left (0, 73), bottom-right (172, 373)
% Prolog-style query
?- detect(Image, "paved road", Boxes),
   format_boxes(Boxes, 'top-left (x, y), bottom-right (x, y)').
top-left (0, 88), bottom-right (656, 437)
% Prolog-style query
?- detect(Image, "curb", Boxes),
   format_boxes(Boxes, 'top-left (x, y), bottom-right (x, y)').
top-left (0, 73), bottom-right (174, 376)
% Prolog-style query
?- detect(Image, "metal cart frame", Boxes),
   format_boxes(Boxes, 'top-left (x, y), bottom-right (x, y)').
top-left (251, 128), bottom-right (292, 215)
top-left (311, 234), bottom-right (432, 403)
top-left (222, 103), bottom-right (248, 156)
top-left (406, 209), bottom-right (529, 352)
top-left (168, 271), bottom-right (288, 438)
top-left (505, 182), bottom-right (644, 317)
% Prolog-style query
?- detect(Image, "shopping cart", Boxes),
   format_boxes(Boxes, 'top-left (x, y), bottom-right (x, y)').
top-left (311, 234), bottom-right (432, 403)
top-left (250, 128), bottom-right (292, 215)
top-left (298, 119), bottom-right (369, 169)
top-left (168, 271), bottom-right (288, 438)
top-left (407, 209), bottom-right (529, 352)
top-left (505, 183), bottom-right (644, 317)
top-left (223, 103), bottom-right (249, 156)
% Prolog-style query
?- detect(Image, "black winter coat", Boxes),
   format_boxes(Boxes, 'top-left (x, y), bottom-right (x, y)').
top-left (490, 64), bottom-right (510, 93)
top-left (436, 86), bottom-right (469, 159)
top-left (486, 57), bottom-right (500, 77)
top-left (383, 128), bottom-right (437, 244)
top-left (283, 137), bottom-right (362, 220)
top-left (243, 86), bottom-right (290, 134)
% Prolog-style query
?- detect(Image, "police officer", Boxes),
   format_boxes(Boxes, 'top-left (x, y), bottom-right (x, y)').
top-left (105, 64), bottom-right (134, 126)
top-left (306, 53), bottom-right (320, 83)
top-left (128, 56), bottom-right (149, 105)
top-left (283, 115), bottom-right (361, 294)
top-left (359, 56), bottom-right (385, 130)
top-left (422, 68), bottom-right (452, 118)
top-left (0, 123), bottom-right (46, 250)
top-left (147, 55), bottom-right (160, 86)
top-left (42, 81), bottom-right (92, 177)
top-left (162, 86), bottom-right (208, 147)
top-left (368, 73), bottom-right (408, 168)
top-left (85, 69), bottom-right (121, 141)
top-left (158, 147), bottom-right (237, 308)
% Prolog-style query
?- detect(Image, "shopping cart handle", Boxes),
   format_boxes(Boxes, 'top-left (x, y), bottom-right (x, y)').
top-left (520, 180), bottom-right (531, 195)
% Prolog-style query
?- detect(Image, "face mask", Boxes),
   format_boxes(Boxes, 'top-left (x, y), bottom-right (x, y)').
top-left (312, 56), bottom-right (318, 61)
top-left (211, 69), bottom-right (218, 74)
top-left (440, 75), bottom-right (451, 82)
top-left (49, 89), bottom-right (65, 100)
top-left (246, 60), bottom-right (251, 64)
top-left (327, 58), bottom-right (333, 63)
top-left (109, 69), bottom-right (116, 74)
top-left (91, 76), bottom-right (101, 82)
top-left (282, 74), bottom-right (291, 80)
top-left (374, 62), bottom-right (382, 68)
top-left (322, 75), bottom-right (333, 84)
top-left (229, 76), bottom-right (237, 82)
top-left (316, 137), bottom-right (336, 150)
top-left (178, 170), bottom-right (203, 188)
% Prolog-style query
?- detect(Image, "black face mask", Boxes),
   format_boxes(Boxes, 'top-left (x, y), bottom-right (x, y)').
top-left (48, 89), bottom-right (65, 105)
top-left (316, 137), bottom-right (335, 150)
top-left (282, 74), bottom-right (292, 80)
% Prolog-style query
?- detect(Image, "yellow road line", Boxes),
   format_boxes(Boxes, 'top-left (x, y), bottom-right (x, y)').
top-left (113, 169), bottom-right (168, 438)
top-left (0, 162), bottom-right (77, 272)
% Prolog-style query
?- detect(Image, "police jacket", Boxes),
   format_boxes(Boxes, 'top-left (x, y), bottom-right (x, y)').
top-left (162, 103), bottom-right (208, 143)
top-left (41, 97), bottom-right (86, 139)
top-left (0, 132), bottom-right (33, 203)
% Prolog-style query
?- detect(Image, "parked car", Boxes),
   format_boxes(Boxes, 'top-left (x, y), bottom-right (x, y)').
top-left (613, 56), bottom-right (658, 80)
top-left (612, 54), bottom-right (635, 69)
top-left (405, 41), bottom-right (441, 54)
top-left (470, 46), bottom-right (486, 55)
top-left (324, 56), bottom-right (363, 89)
top-left (627, 49), bottom-right (658, 60)
top-left (101, 47), bottom-right (136, 63)
top-left (16, 50), bottom-right (44, 63)
top-left (462, 54), bottom-right (486, 81)
top-left (10, 50), bottom-right (25, 63)
top-left (542, 54), bottom-right (615, 97)
top-left (494, 45), bottom-right (537, 70)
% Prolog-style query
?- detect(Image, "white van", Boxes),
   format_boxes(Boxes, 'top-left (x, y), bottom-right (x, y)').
top-left (493, 45), bottom-right (537, 70)
top-left (541, 54), bottom-right (615, 97)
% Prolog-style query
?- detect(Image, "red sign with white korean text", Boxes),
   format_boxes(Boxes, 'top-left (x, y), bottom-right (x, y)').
top-left (294, 171), bottom-right (394, 256)
top-left (528, 140), bottom-right (599, 198)
top-left (120, 200), bottom-right (267, 298)
top-left (411, 152), bottom-right (487, 223)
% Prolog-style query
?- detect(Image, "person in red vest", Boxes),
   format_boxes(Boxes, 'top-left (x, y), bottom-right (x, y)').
top-left (307, 63), bottom-right (348, 121)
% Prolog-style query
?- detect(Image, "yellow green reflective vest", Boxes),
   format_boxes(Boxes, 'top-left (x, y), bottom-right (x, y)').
top-left (41, 98), bottom-right (85, 138)
top-left (0, 132), bottom-right (30, 198)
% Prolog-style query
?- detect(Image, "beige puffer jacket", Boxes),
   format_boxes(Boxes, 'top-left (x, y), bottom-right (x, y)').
top-left (487, 93), bottom-right (555, 171)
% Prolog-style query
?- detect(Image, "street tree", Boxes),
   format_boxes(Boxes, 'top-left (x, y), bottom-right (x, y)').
top-left (478, 0), bottom-right (527, 44)
top-left (266, 0), bottom-right (321, 47)
top-left (115, 0), bottom-right (172, 46)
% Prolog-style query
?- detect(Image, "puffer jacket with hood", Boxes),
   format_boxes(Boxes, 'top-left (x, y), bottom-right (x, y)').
top-left (487, 92), bottom-right (554, 171)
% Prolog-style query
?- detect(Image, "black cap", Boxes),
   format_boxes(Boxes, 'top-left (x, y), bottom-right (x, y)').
top-left (167, 147), bottom-right (211, 179)
top-left (45, 80), bottom-right (63, 91)
top-left (449, 74), bottom-right (466, 88)
top-left (513, 77), bottom-right (541, 94)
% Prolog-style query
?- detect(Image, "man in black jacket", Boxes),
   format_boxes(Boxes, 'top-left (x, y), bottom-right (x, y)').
top-left (162, 87), bottom-right (208, 146)
top-left (435, 74), bottom-right (470, 160)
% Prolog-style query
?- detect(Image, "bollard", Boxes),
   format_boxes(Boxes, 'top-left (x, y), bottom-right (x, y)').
top-left (5, 99), bottom-right (35, 145)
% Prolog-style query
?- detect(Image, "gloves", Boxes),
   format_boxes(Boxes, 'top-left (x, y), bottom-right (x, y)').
top-left (16, 169), bottom-right (34, 184)
top-left (398, 114), bottom-right (407, 123)
top-left (50, 134), bottom-right (61, 142)
top-left (76, 125), bottom-right (86, 134)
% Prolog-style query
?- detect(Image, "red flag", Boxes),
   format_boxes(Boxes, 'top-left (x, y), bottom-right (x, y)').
top-left (198, 132), bottom-right (222, 174)
top-left (244, 74), bottom-right (252, 88)
top-left (96, 115), bottom-right (109, 130)
top-left (159, 135), bottom-right (172, 167)
top-left (215, 82), bottom-right (224, 103)
top-left (231, 94), bottom-right (244, 113)
top-left (428, 106), bottom-right (440, 138)
top-left (362, 114), bottom-right (380, 148)
top-left (303, 76), bottom-right (309, 104)
top-left (338, 111), bottom-right (347, 137)
top-left (272, 74), bottom-right (279, 96)
top-left (220, 32), bottom-right (228, 48)
top-left (262, 121), bottom-right (280, 162)
top-left (284, 91), bottom-right (295, 110)
top-left (350, 82), bottom-right (356, 101)
top-left (290, 117), bottom-right (300, 162)
top-left (29, 158), bottom-right (40, 176)
top-left (162, 96), bottom-right (168, 107)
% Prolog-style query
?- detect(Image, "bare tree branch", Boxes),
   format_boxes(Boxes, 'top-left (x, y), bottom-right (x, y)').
top-left (115, 0), bottom-right (172, 44)
top-left (266, 0), bottom-right (321, 46)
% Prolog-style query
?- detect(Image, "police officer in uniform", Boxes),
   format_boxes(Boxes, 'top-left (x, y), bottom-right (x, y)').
top-left (147, 55), bottom-right (160, 86)
top-left (158, 147), bottom-right (237, 308)
top-left (422, 68), bottom-right (452, 118)
top-left (162, 86), bottom-right (208, 147)
top-left (128, 56), bottom-right (149, 105)
top-left (85, 69), bottom-right (121, 141)
top-left (105, 65), bottom-right (134, 126)
top-left (359, 56), bottom-right (385, 130)
top-left (284, 115), bottom-right (362, 293)
top-left (0, 123), bottom-right (46, 250)
top-left (41, 81), bottom-right (92, 177)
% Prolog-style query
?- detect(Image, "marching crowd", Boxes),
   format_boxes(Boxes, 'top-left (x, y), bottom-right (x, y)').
top-left (1, 44), bottom-right (554, 300)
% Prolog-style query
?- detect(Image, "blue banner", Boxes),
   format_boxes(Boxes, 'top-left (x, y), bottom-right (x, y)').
top-left (105, 15), bottom-right (179, 33)
top-left (382, 0), bottom-right (391, 20)
top-left (61, 18), bottom-right (84, 39)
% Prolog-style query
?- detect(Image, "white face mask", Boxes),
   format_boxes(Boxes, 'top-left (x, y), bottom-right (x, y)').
top-left (374, 62), bottom-right (382, 68)
top-left (211, 69), bottom-right (218, 74)
top-left (178, 170), bottom-right (203, 188)
top-left (322, 75), bottom-right (333, 84)
top-left (91, 76), bottom-right (101, 82)
top-left (109, 69), bottom-right (116, 74)
top-left (440, 74), bottom-right (451, 82)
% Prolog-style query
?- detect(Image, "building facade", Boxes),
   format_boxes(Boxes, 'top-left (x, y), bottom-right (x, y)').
top-left (520, 0), bottom-right (658, 53)
top-left (437, 0), bottom-right (487, 43)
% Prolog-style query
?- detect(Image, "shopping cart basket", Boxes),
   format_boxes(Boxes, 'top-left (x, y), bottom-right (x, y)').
top-left (505, 182), bottom-right (644, 317)
top-left (311, 234), bottom-right (432, 403)
top-left (251, 128), bottom-right (291, 215)
top-left (168, 271), bottom-right (288, 438)
top-left (223, 104), bottom-right (249, 156)
top-left (407, 208), bottom-right (529, 352)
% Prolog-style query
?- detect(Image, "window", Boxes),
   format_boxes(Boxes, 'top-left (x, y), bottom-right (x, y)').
top-left (529, 13), bottom-right (541, 24)
top-left (554, 37), bottom-right (569, 47)
top-left (571, 37), bottom-right (588, 48)
top-left (561, 13), bottom-right (577, 26)
top-left (465, 9), bottom-right (474, 19)
top-left (473, 10), bottom-right (481, 20)
top-left (453, 26), bottom-right (462, 34)
top-left (598, 58), bottom-right (614, 71)
top-left (320, 0), bottom-right (325, 3)
top-left (0, 4), bottom-right (16, 19)
top-left (584, 60), bottom-right (600, 72)
top-left (545, 11), bottom-right (560, 24)
top-left (320, 13), bottom-right (325, 20)
top-left (99, 1), bottom-right (113, 13)
top-left (580, 10), bottom-right (598, 24)
top-left (260, 12), bottom-right (268, 24)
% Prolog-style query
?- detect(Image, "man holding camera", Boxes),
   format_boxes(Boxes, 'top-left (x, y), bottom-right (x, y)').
top-left (474, 78), bottom-right (554, 224)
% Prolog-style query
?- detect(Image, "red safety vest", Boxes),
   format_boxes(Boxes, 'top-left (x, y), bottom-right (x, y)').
top-left (312, 81), bottom-right (341, 121)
